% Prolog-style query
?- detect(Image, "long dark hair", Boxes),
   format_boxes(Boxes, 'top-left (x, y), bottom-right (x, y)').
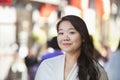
top-left (56, 15), bottom-right (100, 80)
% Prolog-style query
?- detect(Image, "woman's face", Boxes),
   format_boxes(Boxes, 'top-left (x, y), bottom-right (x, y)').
top-left (57, 21), bottom-right (82, 53)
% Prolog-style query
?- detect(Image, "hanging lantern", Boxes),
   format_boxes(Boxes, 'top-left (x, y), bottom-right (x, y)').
top-left (70, 0), bottom-right (82, 10)
top-left (70, 0), bottom-right (89, 11)
top-left (95, 0), bottom-right (104, 18)
top-left (40, 4), bottom-right (56, 17)
top-left (0, 0), bottom-right (12, 5)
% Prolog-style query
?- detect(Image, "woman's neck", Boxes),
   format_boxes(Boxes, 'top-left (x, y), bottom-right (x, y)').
top-left (65, 51), bottom-right (80, 64)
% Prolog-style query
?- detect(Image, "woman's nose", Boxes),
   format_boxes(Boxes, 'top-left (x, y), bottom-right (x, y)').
top-left (63, 35), bottom-right (70, 41)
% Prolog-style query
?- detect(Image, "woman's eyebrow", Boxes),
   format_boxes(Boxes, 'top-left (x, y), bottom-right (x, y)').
top-left (68, 28), bottom-right (75, 30)
top-left (58, 27), bottom-right (75, 30)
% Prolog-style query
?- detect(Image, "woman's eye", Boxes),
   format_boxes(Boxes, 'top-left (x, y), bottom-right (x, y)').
top-left (58, 32), bottom-right (63, 35)
top-left (70, 32), bottom-right (75, 34)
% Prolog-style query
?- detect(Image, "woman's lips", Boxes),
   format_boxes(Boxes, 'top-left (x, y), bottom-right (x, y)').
top-left (63, 43), bottom-right (72, 46)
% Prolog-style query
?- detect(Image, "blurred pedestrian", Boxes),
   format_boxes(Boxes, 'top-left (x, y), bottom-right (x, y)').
top-left (40, 36), bottom-right (63, 63)
top-left (25, 48), bottom-right (38, 80)
top-left (105, 39), bottom-right (120, 80)
top-left (35, 15), bottom-right (108, 80)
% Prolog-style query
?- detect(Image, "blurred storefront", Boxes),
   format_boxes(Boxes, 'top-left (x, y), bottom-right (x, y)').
top-left (0, 0), bottom-right (120, 80)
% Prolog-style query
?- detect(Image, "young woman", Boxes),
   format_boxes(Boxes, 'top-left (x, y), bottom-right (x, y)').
top-left (35, 15), bottom-right (108, 80)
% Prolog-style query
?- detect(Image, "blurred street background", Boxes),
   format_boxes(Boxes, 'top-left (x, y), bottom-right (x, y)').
top-left (0, 0), bottom-right (120, 80)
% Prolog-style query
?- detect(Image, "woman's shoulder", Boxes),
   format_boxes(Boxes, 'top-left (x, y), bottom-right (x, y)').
top-left (41, 55), bottom-right (64, 65)
top-left (94, 61), bottom-right (108, 80)
top-left (93, 60), bottom-right (105, 71)
top-left (35, 55), bottom-right (64, 80)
